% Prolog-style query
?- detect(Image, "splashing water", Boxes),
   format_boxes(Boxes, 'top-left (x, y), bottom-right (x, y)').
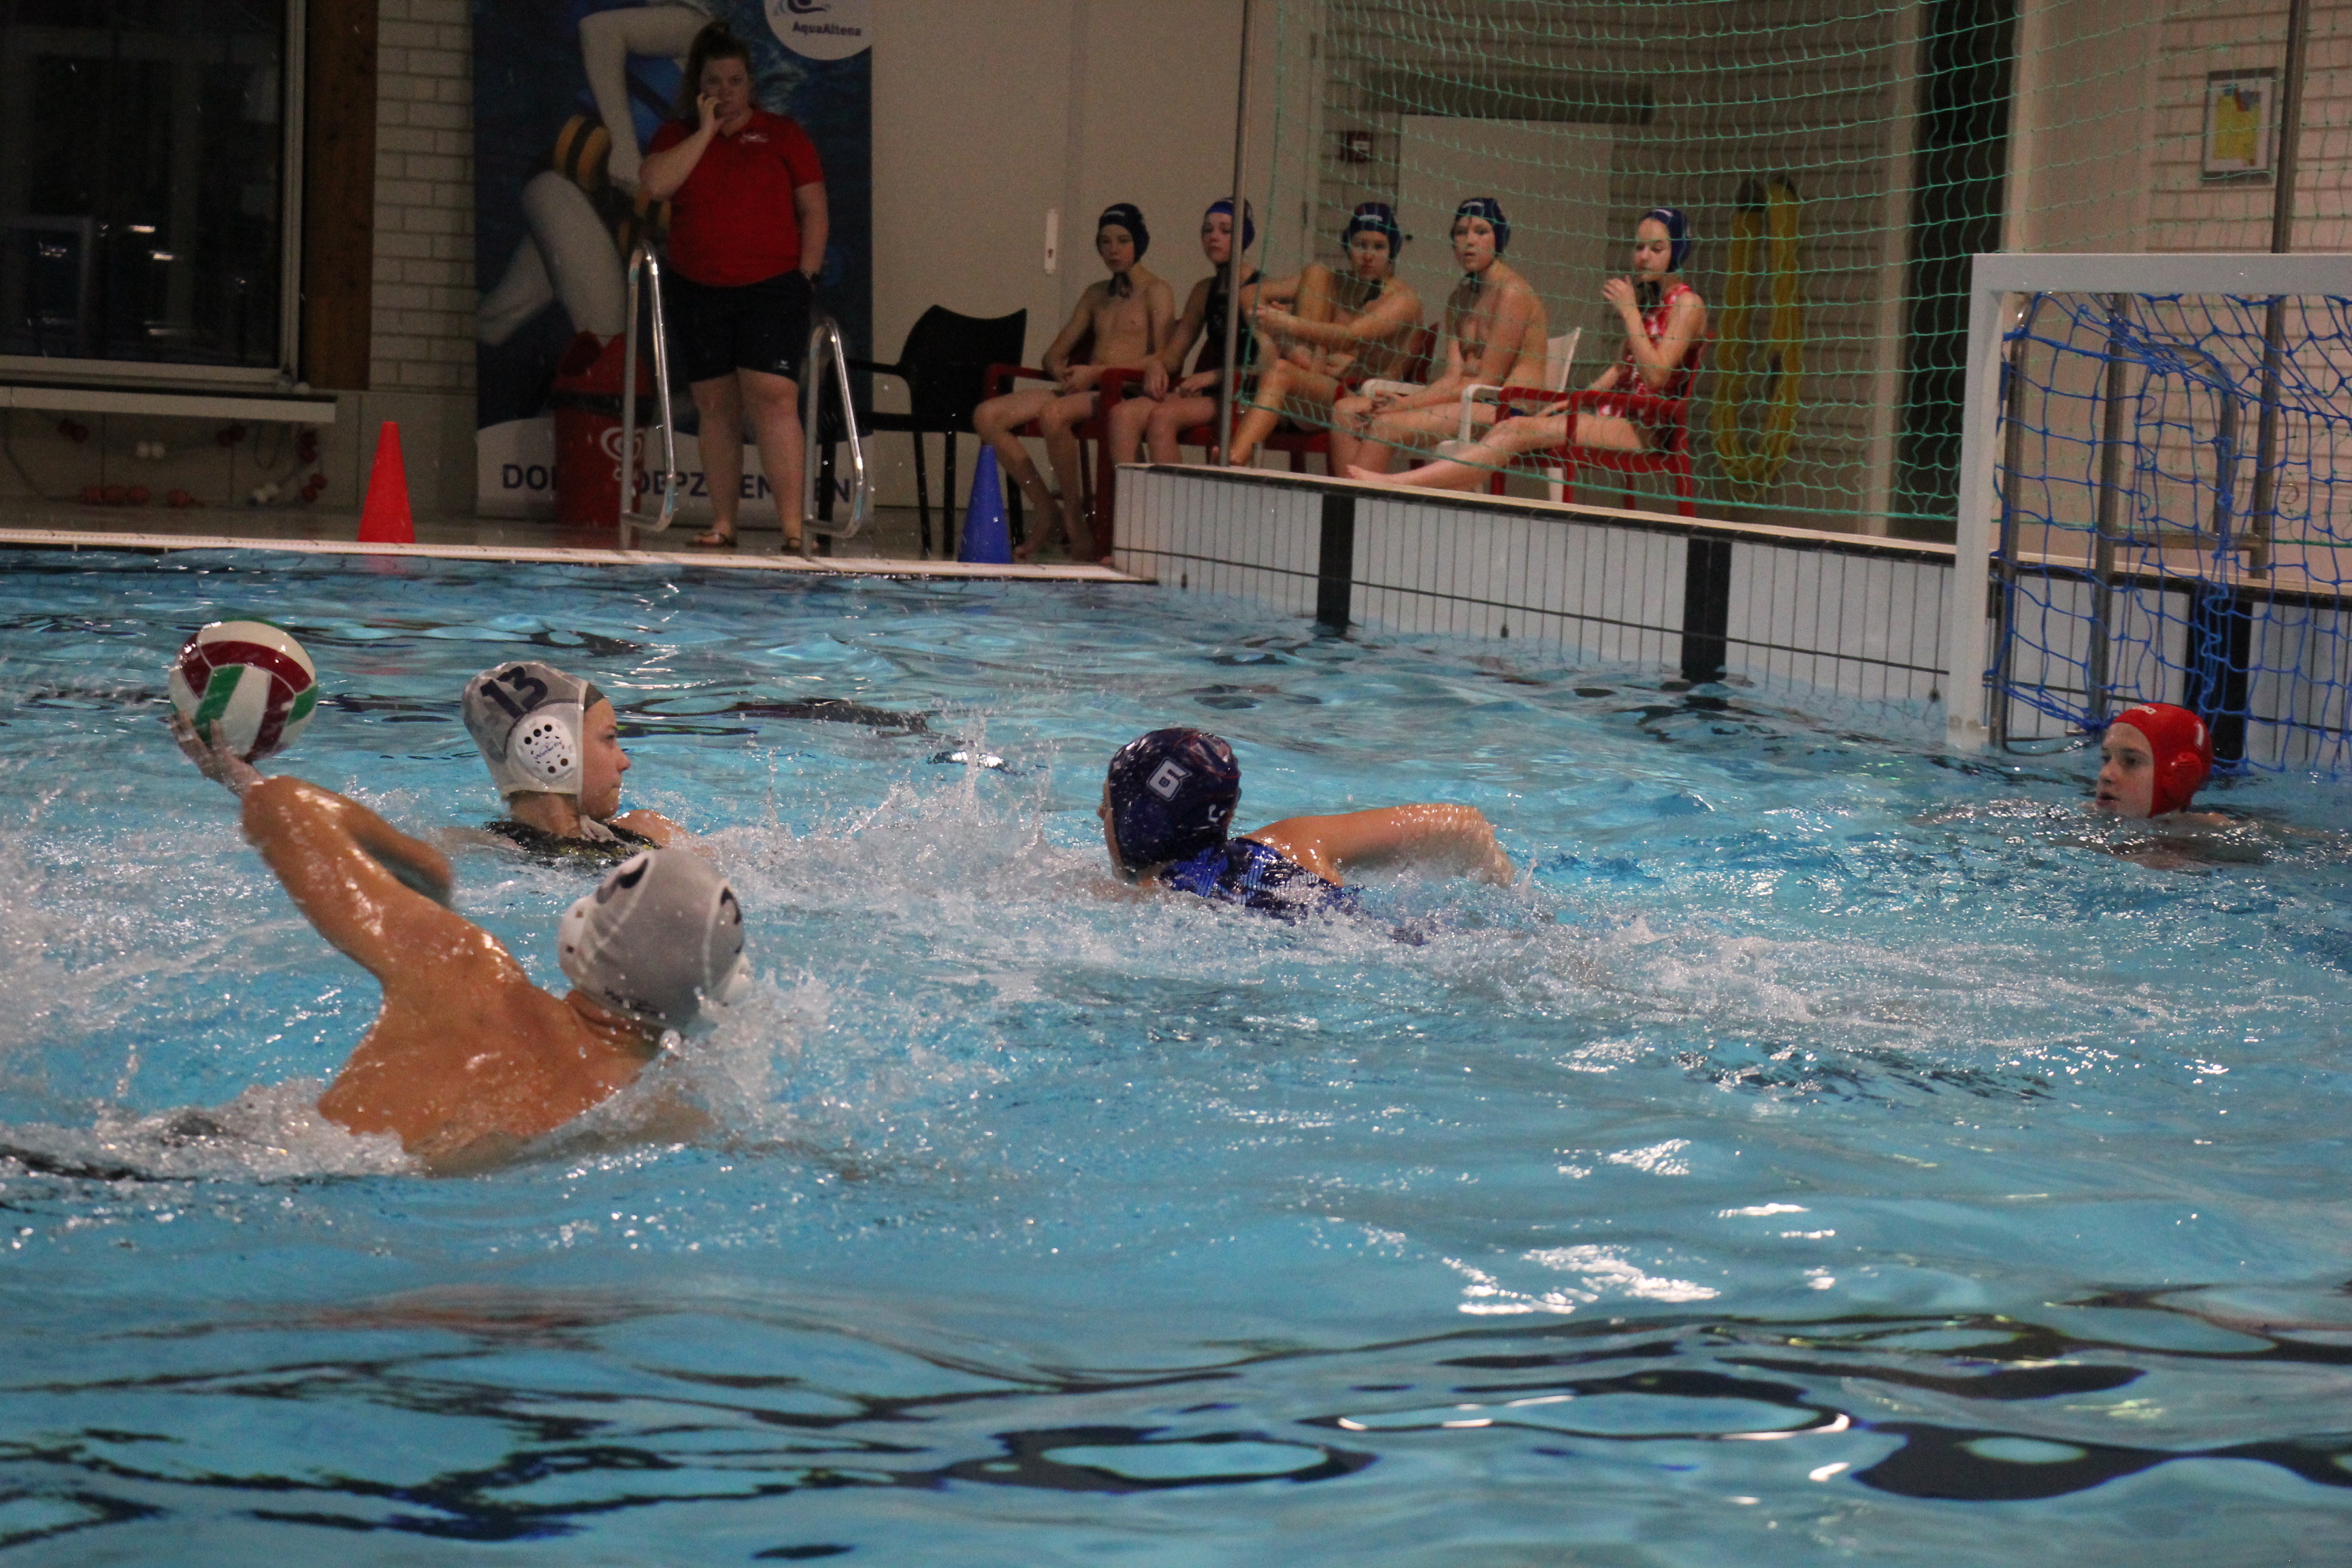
top-left (3, 551), bottom-right (2352, 1563)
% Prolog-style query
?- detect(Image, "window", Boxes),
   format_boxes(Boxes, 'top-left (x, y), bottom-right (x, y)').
top-left (0, 0), bottom-right (296, 380)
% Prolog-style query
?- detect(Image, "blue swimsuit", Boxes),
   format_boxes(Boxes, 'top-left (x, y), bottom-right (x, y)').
top-left (1159, 838), bottom-right (1357, 919)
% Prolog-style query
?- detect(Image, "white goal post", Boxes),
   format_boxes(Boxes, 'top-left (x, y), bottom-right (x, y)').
top-left (1944, 250), bottom-right (2352, 753)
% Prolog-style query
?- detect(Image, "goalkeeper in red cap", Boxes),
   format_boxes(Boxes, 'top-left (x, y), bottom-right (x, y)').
top-left (2092, 702), bottom-right (2221, 821)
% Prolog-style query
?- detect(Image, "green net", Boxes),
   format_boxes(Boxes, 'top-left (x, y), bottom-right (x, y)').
top-left (1247, 0), bottom-right (2345, 538)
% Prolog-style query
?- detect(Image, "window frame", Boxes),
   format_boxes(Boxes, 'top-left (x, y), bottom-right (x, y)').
top-left (0, 0), bottom-right (308, 391)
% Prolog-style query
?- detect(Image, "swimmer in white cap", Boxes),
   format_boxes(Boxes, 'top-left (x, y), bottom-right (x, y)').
top-left (172, 715), bottom-right (749, 1174)
top-left (462, 662), bottom-right (683, 860)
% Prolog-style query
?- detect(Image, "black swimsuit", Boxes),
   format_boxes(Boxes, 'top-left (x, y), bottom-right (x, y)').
top-left (485, 818), bottom-right (655, 866)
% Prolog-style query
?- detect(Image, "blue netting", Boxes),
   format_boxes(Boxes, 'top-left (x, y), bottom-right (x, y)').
top-left (1991, 291), bottom-right (2352, 773)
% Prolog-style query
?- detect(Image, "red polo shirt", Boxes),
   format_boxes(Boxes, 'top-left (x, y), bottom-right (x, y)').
top-left (649, 110), bottom-right (825, 288)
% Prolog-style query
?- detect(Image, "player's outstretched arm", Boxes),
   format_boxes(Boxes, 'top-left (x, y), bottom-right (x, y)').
top-left (238, 777), bottom-right (466, 980)
top-left (1245, 803), bottom-right (1514, 886)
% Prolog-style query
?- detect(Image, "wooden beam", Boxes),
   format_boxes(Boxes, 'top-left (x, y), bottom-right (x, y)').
top-left (301, 0), bottom-right (377, 390)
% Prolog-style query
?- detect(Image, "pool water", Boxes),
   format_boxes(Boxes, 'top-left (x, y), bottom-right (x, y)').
top-left (3, 549), bottom-right (2352, 1565)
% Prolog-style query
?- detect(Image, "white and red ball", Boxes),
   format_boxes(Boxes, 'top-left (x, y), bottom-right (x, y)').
top-left (167, 620), bottom-right (320, 760)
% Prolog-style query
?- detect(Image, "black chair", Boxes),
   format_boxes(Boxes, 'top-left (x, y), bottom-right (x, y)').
top-left (839, 306), bottom-right (1028, 557)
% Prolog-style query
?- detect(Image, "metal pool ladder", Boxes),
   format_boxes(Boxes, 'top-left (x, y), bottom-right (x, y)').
top-left (617, 244), bottom-right (681, 546)
top-left (801, 314), bottom-right (873, 555)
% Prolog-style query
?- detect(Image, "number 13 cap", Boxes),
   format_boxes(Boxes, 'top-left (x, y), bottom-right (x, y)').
top-left (463, 660), bottom-right (603, 800)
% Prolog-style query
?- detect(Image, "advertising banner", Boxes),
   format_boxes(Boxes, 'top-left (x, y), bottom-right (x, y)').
top-left (472, 0), bottom-right (872, 519)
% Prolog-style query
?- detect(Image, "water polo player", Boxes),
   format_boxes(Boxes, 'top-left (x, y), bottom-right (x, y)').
top-left (2094, 702), bottom-right (2218, 820)
top-left (1099, 728), bottom-right (1514, 915)
top-left (172, 716), bottom-right (750, 1175)
top-left (463, 662), bottom-right (683, 860)
top-left (1105, 199), bottom-right (1262, 487)
top-left (975, 202), bottom-right (1173, 561)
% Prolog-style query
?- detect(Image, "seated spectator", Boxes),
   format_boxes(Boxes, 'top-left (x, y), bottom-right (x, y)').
top-left (1222, 203), bottom-right (1424, 469)
top-left (463, 662), bottom-right (684, 861)
top-left (1330, 198), bottom-right (1548, 475)
top-left (1105, 199), bottom-right (1262, 501)
top-left (1350, 207), bottom-right (1705, 492)
top-left (974, 204), bottom-right (1174, 561)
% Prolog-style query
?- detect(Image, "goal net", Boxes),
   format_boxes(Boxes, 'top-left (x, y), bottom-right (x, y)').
top-left (1946, 253), bottom-right (2352, 774)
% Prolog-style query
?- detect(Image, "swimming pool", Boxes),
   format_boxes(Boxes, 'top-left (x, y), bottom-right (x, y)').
top-left (3, 547), bottom-right (2351, 1563)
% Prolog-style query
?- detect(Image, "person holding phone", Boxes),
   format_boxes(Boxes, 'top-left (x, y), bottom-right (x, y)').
top-left (638, 23), bottom-right (828, 551)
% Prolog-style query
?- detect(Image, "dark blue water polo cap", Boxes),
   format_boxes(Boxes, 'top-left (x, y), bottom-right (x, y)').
top-left (1454, 196), bottom-right (1511, 252)
top-left (1105, 728), bottom-right (1241, 873)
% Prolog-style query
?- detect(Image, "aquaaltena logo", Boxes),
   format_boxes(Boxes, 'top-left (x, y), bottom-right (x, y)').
top-left (766, 0), bottom-right (872, 61)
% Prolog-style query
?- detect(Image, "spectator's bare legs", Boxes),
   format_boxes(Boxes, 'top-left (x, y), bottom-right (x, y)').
top-left (1145, 394), bottom-right (1218, 463)
top-left (691, 368), bottom-right (806, 549)
top-left (1356, 404), bottom-right (1487, 475)
top-left (1348, 409), bottom-right (1649, 491)
top-left (740, 368), bottom-right (804, 550)
top-left (1226, 359), bottom-right (1342, 469)
top-left (1108, 393), bottom-right (1156, 468)
top-left (975, 387), bottom-right (1065, 546)
top-left (690, 374), bottom-right (746, 543)
top-left (1327, 392), bottom-right (1377, 473)
top-left (1023, 391), bottom-right (1100, 559)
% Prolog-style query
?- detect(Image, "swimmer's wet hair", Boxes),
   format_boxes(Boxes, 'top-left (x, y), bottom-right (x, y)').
top-left (679, 23), bottom-right (754, 119)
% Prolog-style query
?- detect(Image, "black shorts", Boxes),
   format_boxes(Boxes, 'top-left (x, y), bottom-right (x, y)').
top-left (667, 269), bottom-right (811, 386)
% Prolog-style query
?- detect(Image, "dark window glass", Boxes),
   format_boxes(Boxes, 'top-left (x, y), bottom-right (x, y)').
top-left (0, 0), bottom-right (287, 369)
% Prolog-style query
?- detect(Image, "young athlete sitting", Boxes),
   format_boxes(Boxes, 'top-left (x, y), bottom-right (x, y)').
top-left (463, 662), bottom-right (684, 860)
top-left (1105, 199), bottom-right (1261, 489)
top-left (1350, 207), bottom-right (1706, 493)
top-left (975, 203), bottom-right (1175, 561)
top-left (1098, 728), bottom-right (1514, 916)
top-left (2093, 702), bottom-right (2218, 821)
top-left (172, 716), bottom-right (749, 1175)
top-left (1223, 202), bottom-right (1425, 469)
top-left (1330, 197), bottom-right (1548, 476)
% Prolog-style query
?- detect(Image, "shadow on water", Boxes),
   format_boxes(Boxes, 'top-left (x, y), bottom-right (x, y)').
top-left (3, 1286), bottom-right (2351, 1549)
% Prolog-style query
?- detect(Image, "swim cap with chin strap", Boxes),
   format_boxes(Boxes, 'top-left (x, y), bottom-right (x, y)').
top-left (1343, 201), bottom-right (1403, 259)
top-left (1454, 197), bottom-right (1511, 254)
top-left (1205, 197), bottom-right (1256, 252)
top-left (558, 849), bottom-right (751, 1032)
top-left (2110, 702), bottom-right (2215, 816)
top-left (1105, 728), bottom-right (1241, 875)
top-left (1642, 206), bottom-right (1693, 272)
top-left (463, 661), bottom-right (604, 800)
top-left (1098, 203), bottom-right (1149, 260)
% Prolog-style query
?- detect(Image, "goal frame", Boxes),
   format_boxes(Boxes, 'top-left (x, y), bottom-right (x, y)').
top-left (1944, 250), bottom-right (2352, 752)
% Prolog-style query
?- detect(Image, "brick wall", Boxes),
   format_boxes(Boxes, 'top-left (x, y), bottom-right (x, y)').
top-left (370, 0), bottom-right (476, 393)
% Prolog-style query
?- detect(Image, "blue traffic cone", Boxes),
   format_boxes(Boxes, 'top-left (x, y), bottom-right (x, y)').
top-left (959, 445), bottom-right (1013, 565)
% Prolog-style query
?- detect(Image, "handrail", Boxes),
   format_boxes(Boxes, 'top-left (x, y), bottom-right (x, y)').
top-left (618, 246), bottom-right (679, 545)
top-left (800, 314), bottom-right (872, 553)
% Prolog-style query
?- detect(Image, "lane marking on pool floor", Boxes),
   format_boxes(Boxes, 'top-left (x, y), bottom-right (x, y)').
top-left (0, 528), bottom-right (1149, 583)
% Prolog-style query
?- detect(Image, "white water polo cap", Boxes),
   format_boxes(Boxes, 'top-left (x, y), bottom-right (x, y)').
top-left (462, 662), bottom-right (602, 798)
top-left (558, 849), bottom-right (751, 1031)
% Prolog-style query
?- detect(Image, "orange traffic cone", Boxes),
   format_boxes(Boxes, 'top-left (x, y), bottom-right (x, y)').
top-left (357, 422), bottom-right (416, 544)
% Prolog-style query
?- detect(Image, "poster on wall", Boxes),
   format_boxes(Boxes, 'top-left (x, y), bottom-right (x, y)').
top-left (472, 0), bottom-right (873, 519)
top-left (2202, 68), bottom-right (2276, 183)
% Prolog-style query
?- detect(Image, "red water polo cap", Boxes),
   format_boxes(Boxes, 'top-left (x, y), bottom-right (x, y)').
top-left (2111, 702), bottom-right (2214, 815)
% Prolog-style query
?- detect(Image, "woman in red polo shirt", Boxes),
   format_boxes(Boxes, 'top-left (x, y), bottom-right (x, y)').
top-left (640, 24), bottom-right (828, 550)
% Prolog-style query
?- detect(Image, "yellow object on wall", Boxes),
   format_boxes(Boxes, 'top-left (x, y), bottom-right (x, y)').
top-left (1710, 177), bottom-right (1804, 498)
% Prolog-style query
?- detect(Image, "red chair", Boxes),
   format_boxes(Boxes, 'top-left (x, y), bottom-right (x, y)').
top-left (1173, 325), bottom-right (1439, 471)
top-left (980, 361), bottom-right (1121, 553)
top-left (1482, 385), bottom-right (1698, 517)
